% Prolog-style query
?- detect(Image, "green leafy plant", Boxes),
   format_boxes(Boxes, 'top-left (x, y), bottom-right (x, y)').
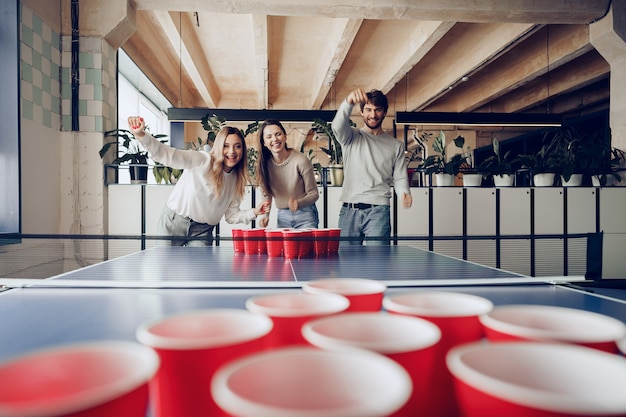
top-left (478, 137), bottom-right (519, 176)
top-left (201, 114), bottom-right (227, 147)
top-left (299, 141), bottom-right (323, 174)
top-left (420, 130), bottom-right (467, 175)
top-left (312, 118), bottom-right (355, 165)
top-left (516, 130), bottom-right (562, 175)
top-left (153, 163), bottom-right (183, 184)
top-left (99, 128), bottom-right (167, 165)
top-left (405, 131), bottom-right (430, 167)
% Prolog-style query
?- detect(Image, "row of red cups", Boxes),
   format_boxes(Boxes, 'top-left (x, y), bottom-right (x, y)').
top-left (232, 227), bottom-right (341, 258)
top-left (3, 279), bottom-right (626, 417)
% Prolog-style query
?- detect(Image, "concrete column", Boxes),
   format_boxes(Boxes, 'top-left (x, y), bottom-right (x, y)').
top-left (57, 0), bottom-right (136, 237)
top-left (590, 2), bottom-right (626, 184)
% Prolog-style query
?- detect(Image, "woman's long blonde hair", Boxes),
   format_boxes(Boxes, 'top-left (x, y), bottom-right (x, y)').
top-left (209, 126), bottom-right (249, 199)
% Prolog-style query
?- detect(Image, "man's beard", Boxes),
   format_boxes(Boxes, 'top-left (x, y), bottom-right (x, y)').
top-left (365, 118), bottom-right (382, 130)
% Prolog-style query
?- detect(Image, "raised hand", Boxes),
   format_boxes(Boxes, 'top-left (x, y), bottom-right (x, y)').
top-left (128, 116), bottom-right (146, 138)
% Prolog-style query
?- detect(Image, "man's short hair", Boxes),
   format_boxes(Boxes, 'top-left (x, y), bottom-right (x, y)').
top-left (361, 89), bottom-right (389, 112)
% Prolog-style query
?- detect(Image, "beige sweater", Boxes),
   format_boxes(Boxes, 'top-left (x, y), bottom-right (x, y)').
top-left (266, 151), bottom-right (319, 209)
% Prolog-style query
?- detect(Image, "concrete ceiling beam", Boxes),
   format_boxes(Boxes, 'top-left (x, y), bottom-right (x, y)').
top-left (132, 0), bottom-right (610, 24)
top-left (152, 10), bottom-right (217, 107)
top-left (401, 23), bottom-right (536, 112)
top-left (310, 18), bottom-right (363, 110)
top-left (429, 25), bottom-right (595, 112)
top-left (252, 15), bottom-right (269, 109)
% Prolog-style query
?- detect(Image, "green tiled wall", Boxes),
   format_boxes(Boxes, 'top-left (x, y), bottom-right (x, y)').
top-left (20, 4), bottom-right (61, 130)
top-left (21, 4), bottom-right (117, 133)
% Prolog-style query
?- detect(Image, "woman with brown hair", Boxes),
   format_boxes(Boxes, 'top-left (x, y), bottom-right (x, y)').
top-left (255, 119), bottom-right (319, 229)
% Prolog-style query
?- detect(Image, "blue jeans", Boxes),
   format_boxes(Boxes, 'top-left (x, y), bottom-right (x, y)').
top-left (156, 206), bottom-right (215, 246)
top-left (338, 204), bottom-right (391, 245)
top-left (277, 204), bottom-right (319, 229)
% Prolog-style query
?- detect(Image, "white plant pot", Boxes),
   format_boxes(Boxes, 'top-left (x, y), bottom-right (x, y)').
top-left (592, 174), bottom-right (615, 187)
top-left (435, 173), bottom-right (454, 187)
top-left (560, 174), bottom-right (583, 187)
top-left (493, 174), bottom-right (514, 187)
top-left (533, 173), bottom-right (555, 187)
top-left (462, 173), bottom-right (483, 187)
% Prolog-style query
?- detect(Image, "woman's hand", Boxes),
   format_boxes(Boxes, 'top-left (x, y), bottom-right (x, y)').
top-left (128, 116), bottom-right (146, 138)
top-left (254, 199), bottom-right (271, 217)
top-left (288, 197), bottom-right (299, 212)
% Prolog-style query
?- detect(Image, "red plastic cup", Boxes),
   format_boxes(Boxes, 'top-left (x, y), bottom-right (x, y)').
top-left (447, 341), bottom-right (626, 417)
top-left (383, 291), bottom-right (494, 417)
top-left (231, 229), bottom-right (244, 253)
top-left (480, 304), bottom-right (626, 353)
top-left (245, 292), bottom-right (349, 346)
top-left (298, 229), bottom-right (314, 258)
top-left (302, 312), bottom-right (441, 417)
top-left (282, 230), bottom-right (302, 259)
top-left (0, 341), bottom-right (158, 417)
top-left (211, 346), bottom-right (412, 417)
top-left (327, 228), bottom-right (341, 254)
top-left (302, 278), bottom-right (387, 312)
top-left (136, 309), bottom-right (273, 417)
top-left (265, 229), bottom-right (285, 257)
top-left (243, 228), bottom-right (266, 255)
top-left (312, 228), bottom-right (330, 256)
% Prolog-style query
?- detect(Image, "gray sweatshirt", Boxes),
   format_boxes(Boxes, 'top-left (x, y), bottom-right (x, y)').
top-left (331, 99), bottom-right (410, 206)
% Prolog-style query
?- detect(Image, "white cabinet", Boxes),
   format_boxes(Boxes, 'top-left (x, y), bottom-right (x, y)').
top-left (396, 188), bottom-right (429, 249)
top-left (499, 188), bottom-right (531, 276)
top-left (566, 188), bottom-right (597, 276)
top-left (432, 188), bottom-right (463, 257)
top-left (534, 188), bottom-right (564, 277)
top-left (467, 188), bottom-right (496, 268)
top-left (600, 188), bottom-right (626, 278)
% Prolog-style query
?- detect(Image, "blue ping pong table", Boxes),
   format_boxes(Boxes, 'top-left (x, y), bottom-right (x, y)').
top-left (0, 245), bottom-right (624, 362)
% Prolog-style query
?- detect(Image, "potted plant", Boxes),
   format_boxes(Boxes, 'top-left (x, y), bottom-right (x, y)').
top-left (543, 124), bottom-right (588, 187)
top-left (153, 163), bottom-right (183, 184)
top-left (578, 129), bottom-right (625, 186)
top-left (516, 130), bottom-right (562, 187)
top-left (478, 137), bottom-right (519, 187)
top-left (420, 130), bottom-right (467, 186)
top-left (313, 118), bottom-right (351, 186)
top-left (99, 128), bottom-right (167, 183)
top-left (300, 140), bottom-right (324, 184)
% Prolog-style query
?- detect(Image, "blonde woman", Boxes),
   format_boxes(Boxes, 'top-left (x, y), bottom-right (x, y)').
top-left (128, 116), bottom-right (269, 246)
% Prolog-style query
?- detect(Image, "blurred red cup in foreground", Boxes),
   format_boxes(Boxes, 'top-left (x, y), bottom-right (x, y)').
top-left (619, 338), bottom-right (626, 356)
top-left (302, 312), bottom-right (441, 417)
top-left (211, 346), bottom-right (412, 417)
top-left (136, 309), bottom-right (273, 417)
top-left (302, 278), bottom-right (387, 312)
top-left (245, 292), bottom-right (349, 346)
top-left (480, 304), bottom-right (626, 353)
top-left (383, 291), bottom-right (494, 417)
top-left (265, 229), bottom-right (285, 257)
top-left (231, 229), bottom-right (244, 252)
top-left (447, 341), bottom-right (626, 417)
top-left (0, 341), bottom-right (158, 417)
